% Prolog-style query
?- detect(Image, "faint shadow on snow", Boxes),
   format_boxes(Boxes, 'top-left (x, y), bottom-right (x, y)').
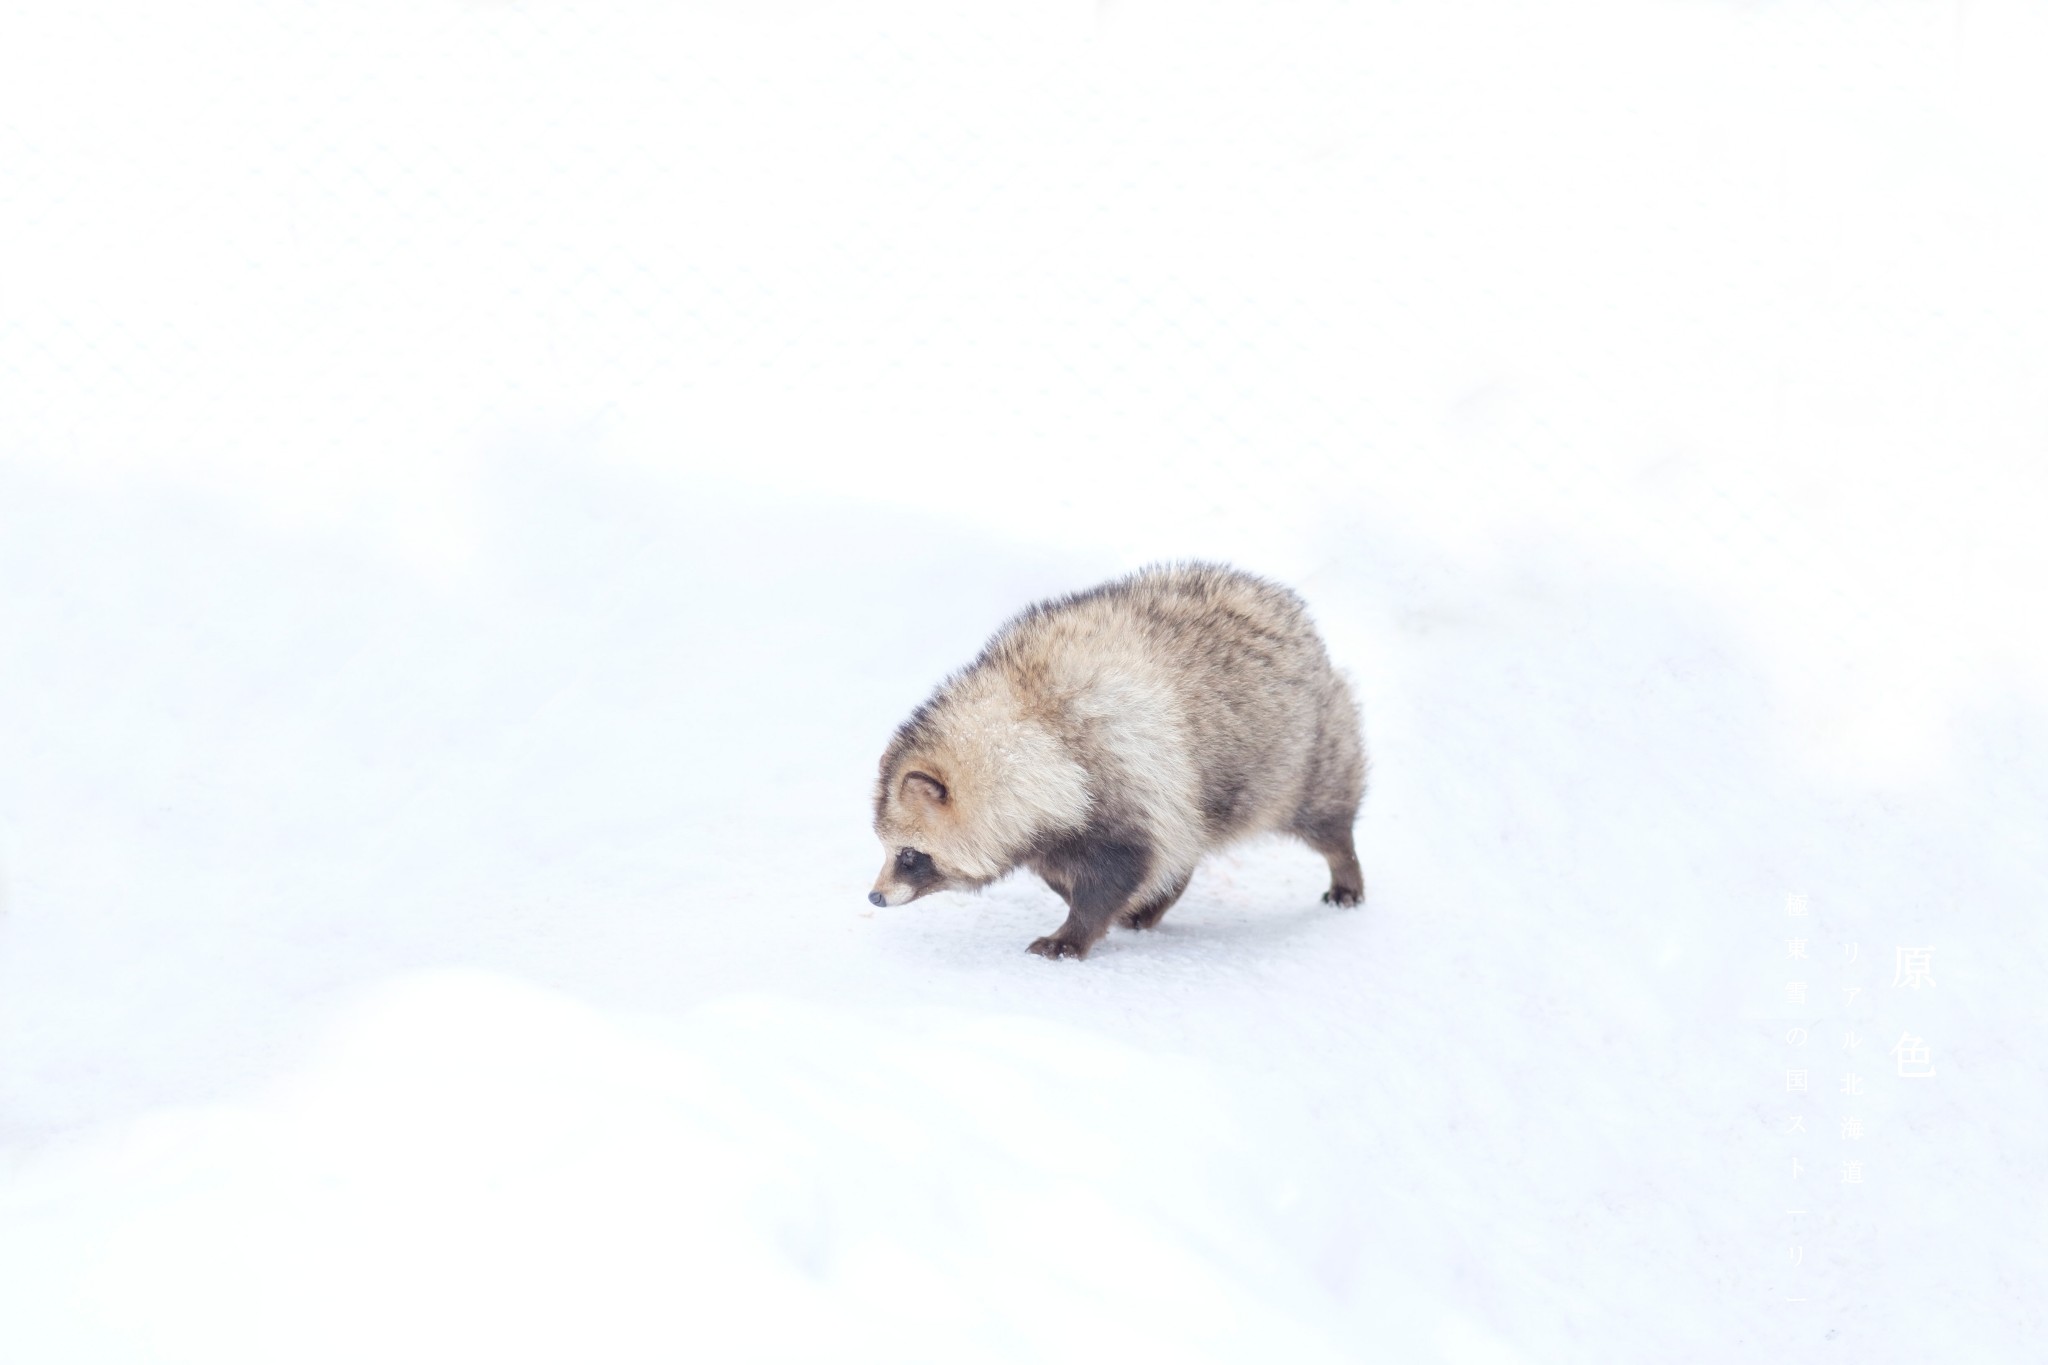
top-left (890, 836), bottom-right (1363, 971)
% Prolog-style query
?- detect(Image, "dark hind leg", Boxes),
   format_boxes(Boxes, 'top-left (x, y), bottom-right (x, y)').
top-left (1293, 813), bottom-right (1365, 907)
top-left (1292, 700), bottom-right (1367, 907)
top-left (1120, 869), bottom-right (1193, 930)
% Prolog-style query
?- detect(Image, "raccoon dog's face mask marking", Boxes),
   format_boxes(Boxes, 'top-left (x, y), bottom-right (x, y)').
top-left (870, 769), bottom-right (965, 907)
top-left (872, 844), bottom-right (945, 906)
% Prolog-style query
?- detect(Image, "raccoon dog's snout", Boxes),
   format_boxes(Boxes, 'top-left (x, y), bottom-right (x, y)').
top-left (867, 891), bottom-right (887, 908)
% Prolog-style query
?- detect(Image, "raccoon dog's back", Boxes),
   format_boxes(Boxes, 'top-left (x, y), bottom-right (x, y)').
top-left (870, 563), bottom-right (1366, 959)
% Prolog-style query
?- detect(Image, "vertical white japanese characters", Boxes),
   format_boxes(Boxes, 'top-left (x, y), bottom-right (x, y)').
top-left (1892, 947), bottom-right (1937, 1083)
top-left (1774, 890), bottom-right (1940, 1308)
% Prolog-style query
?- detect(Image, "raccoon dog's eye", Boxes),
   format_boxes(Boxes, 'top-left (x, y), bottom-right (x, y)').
top-left (896, 847), bottom-right (921, 870)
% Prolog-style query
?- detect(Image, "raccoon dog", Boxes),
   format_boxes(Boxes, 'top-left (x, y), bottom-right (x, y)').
top-left (869, 563), bottom-right (1366, 960)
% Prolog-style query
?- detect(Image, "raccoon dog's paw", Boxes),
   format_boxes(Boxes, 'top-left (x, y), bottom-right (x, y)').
top-left (1027, 934), bottom-right (1090, 960)
top-left (1322, 885), bottom-right (1364, 908)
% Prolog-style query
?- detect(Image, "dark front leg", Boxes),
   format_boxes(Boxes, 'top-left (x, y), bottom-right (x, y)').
top-left (1026, 830), bottom-right (1151, 960)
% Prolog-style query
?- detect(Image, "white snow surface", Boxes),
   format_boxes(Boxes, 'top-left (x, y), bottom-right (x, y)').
top-left (4, 2), bottom-right (2047, 1361)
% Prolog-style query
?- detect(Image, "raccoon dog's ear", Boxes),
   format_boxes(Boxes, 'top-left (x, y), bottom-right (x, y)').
top-left (901, 771), bottom-right (949, 809)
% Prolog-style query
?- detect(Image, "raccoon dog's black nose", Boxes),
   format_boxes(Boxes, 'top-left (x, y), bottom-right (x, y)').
top-left (868, 891), bottom-right (887, 907)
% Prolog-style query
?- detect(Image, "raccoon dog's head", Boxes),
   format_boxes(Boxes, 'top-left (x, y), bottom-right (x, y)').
top-left (870, 767), bottom-right (978, 907)
top-left (870, 689), bottom-right (1092, 908)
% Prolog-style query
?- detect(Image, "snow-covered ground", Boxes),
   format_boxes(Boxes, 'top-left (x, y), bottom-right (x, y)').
top-left (4, 2), bottom-right (2045, 1361)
